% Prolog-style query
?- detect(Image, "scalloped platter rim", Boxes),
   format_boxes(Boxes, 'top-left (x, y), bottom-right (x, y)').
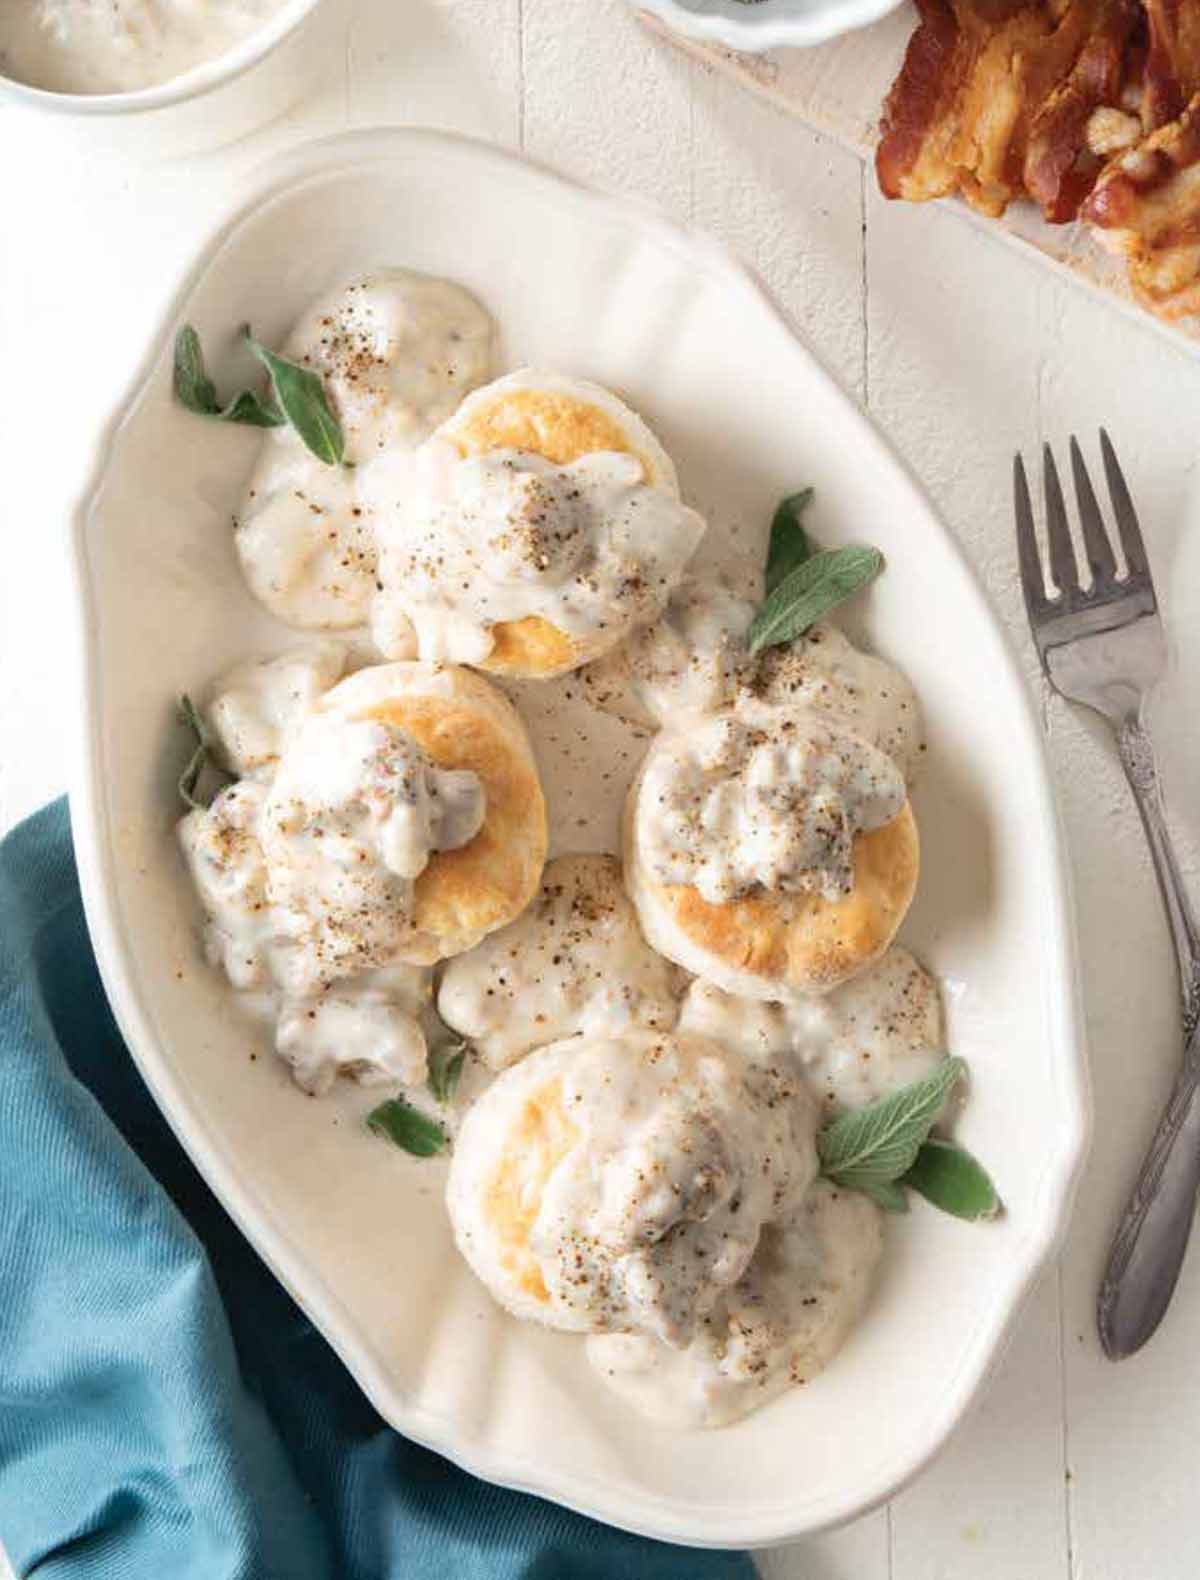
top-left (66, 127), bottom-right (1089, 1547)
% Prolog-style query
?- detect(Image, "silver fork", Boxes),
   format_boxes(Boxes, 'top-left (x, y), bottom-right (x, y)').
top-left (1014, 432), bottom-right (1200, 1359)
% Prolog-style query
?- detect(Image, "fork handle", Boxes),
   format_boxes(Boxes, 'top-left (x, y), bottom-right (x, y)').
top-left (1096, 715), bottom-right (1200, 1358)
top-left (1098, 1031), bottom-right (1200, 1357)
top-left (1116, 715), bottom-right (1200, 1040)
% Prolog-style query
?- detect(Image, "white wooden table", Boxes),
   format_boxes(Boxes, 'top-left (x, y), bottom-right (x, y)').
top-left (4, 1), bottom-right (1200, 1574)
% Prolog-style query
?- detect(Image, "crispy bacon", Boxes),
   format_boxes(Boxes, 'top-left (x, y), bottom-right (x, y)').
top-left (1083, 91), bottom-right (1200, 308)
top-left (876, 0), bottom-right (971, 203)
top-left (951, 2), bottom-right (1065, 211)
top-left (1025, 0), bottom-right (1141, 219)
top-left (877, 0), bottom-right (1048, 215)
top-left (877, 0), bottom-right (1138, 220)
top-left (878, 0), bottom-right (1200, 321)
top-left (1142, 0), bottom-right (1200, 126)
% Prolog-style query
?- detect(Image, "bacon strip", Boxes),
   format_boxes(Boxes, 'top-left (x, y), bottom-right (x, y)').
top-left (1083, 91), bottom-right (1200, 307)
top-left (877, 0), bottom-right (1200, 319)
top-left (879, 0), bottom-right (1200, 317)
top-left (1143, 0), bottom-right (1200, 126)
top-left (876, 0), bottom-right (972, 203)
top-left (878, 0), bottom-right (1138, 220)
top-left (1025, 0), bottom-right (1141, 219)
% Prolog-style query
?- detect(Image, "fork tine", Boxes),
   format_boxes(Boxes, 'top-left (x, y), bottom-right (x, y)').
top-left (1013, 454), bottom-right (1049, 614)
top-left (1099, 429), bottom-right (1151, 583)
top-left (1069, 436), bottom-right (1118, 585)
top-left (1042, 444), bottom-right (1081, 598)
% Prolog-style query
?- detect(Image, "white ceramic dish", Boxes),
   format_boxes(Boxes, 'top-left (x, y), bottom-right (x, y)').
top-left (632, 0), bottom-right (905, 53)
top-left (0, 0), bottom-right (320, 116)
top-left (67, 127), bottom-right (1088, 1547)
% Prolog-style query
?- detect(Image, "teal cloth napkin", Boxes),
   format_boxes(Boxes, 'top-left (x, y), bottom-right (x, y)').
top-left (0, 801), bottom-right (756, 1580)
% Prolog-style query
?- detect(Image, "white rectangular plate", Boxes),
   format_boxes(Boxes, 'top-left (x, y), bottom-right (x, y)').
top-left (68, 127), bottom-right (1088, 1546)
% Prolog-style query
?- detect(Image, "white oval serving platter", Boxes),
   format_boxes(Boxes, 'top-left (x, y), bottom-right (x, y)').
top-left (67, 127), bottom-right (1088, 1548)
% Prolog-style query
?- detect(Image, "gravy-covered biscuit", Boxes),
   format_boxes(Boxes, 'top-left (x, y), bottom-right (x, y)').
top-left (625, 702), bottom-right (919, 998)
top-left (369, 370), bottom-right (706, 677)
top-left (235, 270), bottom-right (493, 631)
top-left (446, 1029), bottom-right (818, 1335)
top-left (277, 661), bottom-right (548, 967)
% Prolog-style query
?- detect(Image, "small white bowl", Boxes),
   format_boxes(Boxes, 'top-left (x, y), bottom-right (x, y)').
top-left (0, 0), bottom-right (323, 146)
top-left (636, 0), bottom-right (905, 51)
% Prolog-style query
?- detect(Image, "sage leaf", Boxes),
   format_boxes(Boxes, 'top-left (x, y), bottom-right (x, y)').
top-left (817, 1056), bottom-right (965, 1191)
top-left (765, 489), bottom-right (815, 595)
top-left (366, 1096), bottom-right (447, 1158)
top-left (174, 325), bottom-right (218, 414)
top-left (217, 388), bottom-right (287, 428)
top-left (428, 1040), bottom-right (468, 1105)
top-left (904, 1137), bottom-right (1001, 1221)
top-left (849, 1177), bottom-right (910, 1214)
top-left (173, 325), bottom-right (285, 429)
top-left (244, 328), bottom-right (345, 465)
top-left (747, 544), bottom-right (884, 655)
top-left (177, 693), bottom-right (232, 812)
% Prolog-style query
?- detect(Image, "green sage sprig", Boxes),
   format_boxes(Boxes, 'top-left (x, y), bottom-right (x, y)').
top-left (243, 329), bottom-right (345, 465)
top-left (428, 1039), bottom-right (469, 1106)
top-left (173, 326), bottom-right (284, 430)
top-left (177, 694), bottom-right (233, 812)
top-left (748, 488), bottom-right (884, 654)
top-left (764, 488), bottom-right (815, 594)
top-left (365, 1038), bottom-right (467, 1159)
top-left (748, 543), bottom-right (884, 654)
top-left (903, 1136), bottom-right (1001, 1221)
top-left (817, 1058), bottom-right (1001, 1221)
top-left (173, 323), bottom-right (345, 466)
top-left (366, 1097), bottom-right (448, 1158)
